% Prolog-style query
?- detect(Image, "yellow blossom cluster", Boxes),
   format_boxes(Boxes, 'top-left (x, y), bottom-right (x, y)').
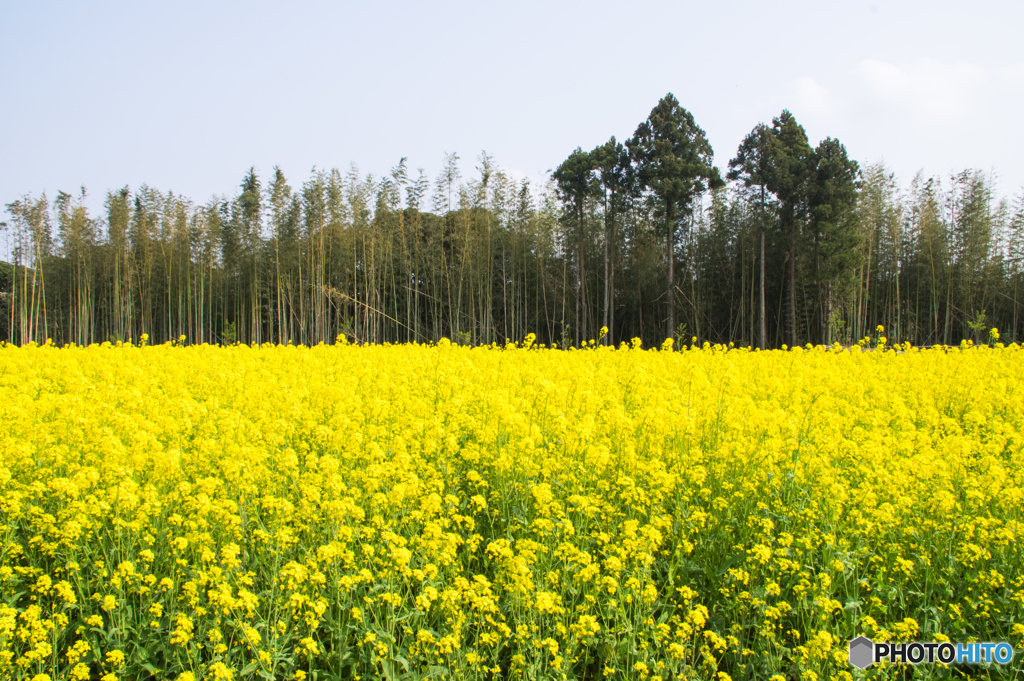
top-left (0, 338), bottom-right (1021, 679)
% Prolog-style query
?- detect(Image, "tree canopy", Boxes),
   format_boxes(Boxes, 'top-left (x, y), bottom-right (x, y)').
top-left (4, 96), bottom-right (1022, 349)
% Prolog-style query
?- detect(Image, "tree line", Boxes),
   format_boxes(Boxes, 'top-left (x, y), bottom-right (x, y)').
top-left (3, 93), bottom-right (1023, 349)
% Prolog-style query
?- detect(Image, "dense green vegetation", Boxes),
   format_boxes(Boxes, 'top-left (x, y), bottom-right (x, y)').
top-left (3, 94), bottom-right (1022, 348)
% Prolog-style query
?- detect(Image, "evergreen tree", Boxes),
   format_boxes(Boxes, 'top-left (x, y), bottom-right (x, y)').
top-left (764, 111), bottom-right (814, 346)
top-left (592, 137), bottom-right (629, 345)
top-left (553, 148), bottom-right (597, 344)
top-left (808, 138), bottom-right (860, 343)
top-left (238, 168), bottom-right (263, 345)
top-left (728, 123), bottom-right (774, 349)
top-left (628, 93), bottom-right (722, 340)
top-left (267, 167), bottom-right (294, 344)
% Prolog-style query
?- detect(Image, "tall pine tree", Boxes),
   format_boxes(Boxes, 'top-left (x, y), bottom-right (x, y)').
top-left (628, 94), bottom-right (722, 340)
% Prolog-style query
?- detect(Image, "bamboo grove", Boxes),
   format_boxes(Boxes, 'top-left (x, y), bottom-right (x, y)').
top-left (3, 95), bottom-right (1024, 349)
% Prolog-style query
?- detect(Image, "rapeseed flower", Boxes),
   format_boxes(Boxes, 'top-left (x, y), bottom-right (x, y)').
top-left (0, 340), bottom-right (1020, 679)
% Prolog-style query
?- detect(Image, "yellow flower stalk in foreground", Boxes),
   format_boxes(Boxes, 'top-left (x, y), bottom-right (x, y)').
top-left (0, 340), bottom-right (1021, 680)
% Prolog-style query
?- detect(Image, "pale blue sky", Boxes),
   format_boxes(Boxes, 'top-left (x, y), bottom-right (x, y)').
top-left (2, 0), bottom-right (1022, 228)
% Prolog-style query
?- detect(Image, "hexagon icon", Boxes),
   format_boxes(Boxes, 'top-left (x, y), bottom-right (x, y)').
top-left (848, 636), bottom-right (874, 669)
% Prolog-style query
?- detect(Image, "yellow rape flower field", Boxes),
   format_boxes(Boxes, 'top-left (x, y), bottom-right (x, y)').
top-left (0, 338), bottom-right (1022, 680)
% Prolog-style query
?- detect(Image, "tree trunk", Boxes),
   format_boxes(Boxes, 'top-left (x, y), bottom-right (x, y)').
top-left (788, 222), bottom-right (797, 346)
top-left (609, 214), bottom-right (615, 346)
top-left (603, 195), bottom-right (609, 344)
top-left (760, 227), bottom-right (766, 350)
top-left (667, 200), bottom-right (675, 340)
top-left (740, 231), bottom-right (746, 346)
top-left (579, 203), bottom-right (587, 344)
